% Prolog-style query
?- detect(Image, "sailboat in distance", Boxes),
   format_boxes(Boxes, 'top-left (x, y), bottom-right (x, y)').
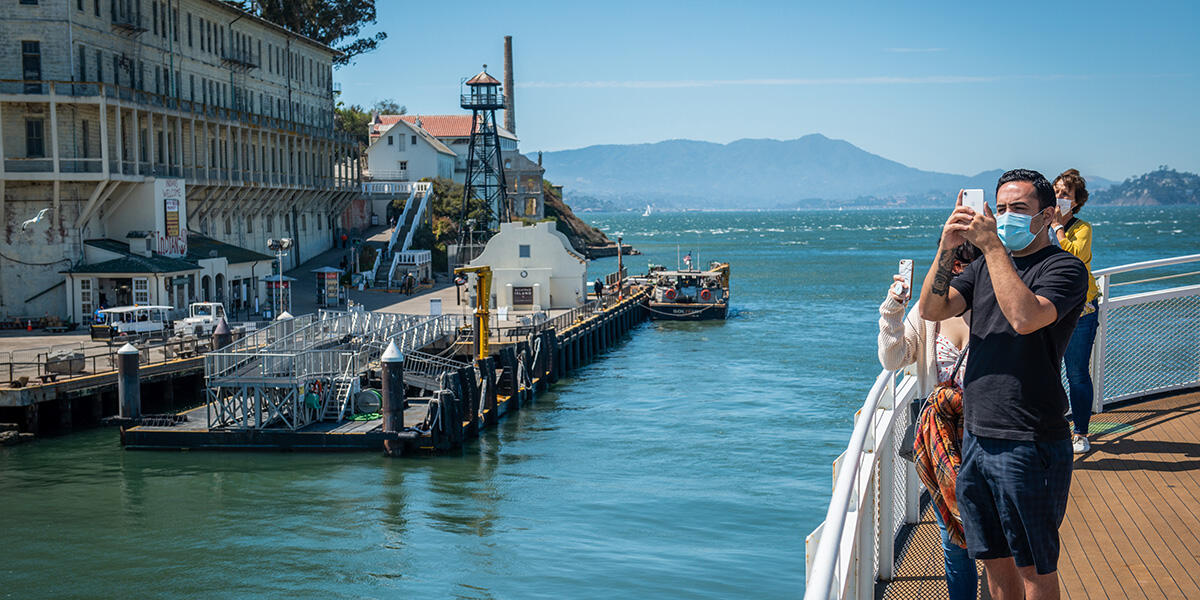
top-left (642, 204), bottom-right (653, 217)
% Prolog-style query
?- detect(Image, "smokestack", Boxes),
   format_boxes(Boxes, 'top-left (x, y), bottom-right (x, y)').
top-left (503, 35), bottom-right (515, 135)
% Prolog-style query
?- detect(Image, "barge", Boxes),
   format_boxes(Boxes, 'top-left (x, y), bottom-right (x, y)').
top-left (636, 261), bottom-right (730, 321)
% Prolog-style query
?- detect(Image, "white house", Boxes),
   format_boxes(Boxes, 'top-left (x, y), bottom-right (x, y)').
top-left (468, 221), bottom-right (587, 311)
top-left (364, 117), bottom-right (456, 182)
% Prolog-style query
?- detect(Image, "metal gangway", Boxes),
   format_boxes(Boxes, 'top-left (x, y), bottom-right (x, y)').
top-left (804, 253), bottom-right (1200, 599)
top-left (204, 309), bottom-right (464, 430)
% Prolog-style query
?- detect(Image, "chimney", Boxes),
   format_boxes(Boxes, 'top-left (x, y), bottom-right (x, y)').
top-left (503, 35), bottom-right (515, 135)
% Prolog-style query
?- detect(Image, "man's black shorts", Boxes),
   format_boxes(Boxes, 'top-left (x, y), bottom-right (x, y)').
top-left (956, 429), bottom-right (1073, 574)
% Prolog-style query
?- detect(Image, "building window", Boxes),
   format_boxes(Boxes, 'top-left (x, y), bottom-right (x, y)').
top-left (80, 278), bottom-right (93, 317)
top-left (77, 0), bottom-right (83, 10)
top-left (25, 119), bottom-right (45, 158)
top-left (387, 135), bottom-right (393, 146)
top-left (94, 0), bottom-right (100, 17)
top-left (265, 214), bottom-right (273, 233)
top-left (519, 244), bottom-right (531, 258)
top-left (526, 197), bottom-right (537, 216)
top-left (133, 278), bottom-right (150, 305)
top-left (78, 45), bottom-right (87, 81)
top-left (95, 49), bottom-right (103, 82)
top-left (398, 161), bottom-right (407, 171)
top-left (82, 121), bottom-right (91, 158)
top-left (187, 14), bottom-right (192, 47)
top-left (300, 214), bottom-right (307, 231)
top-left (152, 1), bottom-right (158, 35)
top-left (20, 0), bottom-right (38, 5)
top-left (411, 135), bottom-right (417, 145)
top-left (247, 216), bottom-right (254, 233)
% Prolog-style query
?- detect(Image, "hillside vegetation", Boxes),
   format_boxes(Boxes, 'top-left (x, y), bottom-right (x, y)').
top-left (1091, 167), bottom-right (1200, 206)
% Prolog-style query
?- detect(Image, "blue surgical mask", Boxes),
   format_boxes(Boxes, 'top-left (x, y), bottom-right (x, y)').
top-left (996, 209), bottom-right (1045, 252)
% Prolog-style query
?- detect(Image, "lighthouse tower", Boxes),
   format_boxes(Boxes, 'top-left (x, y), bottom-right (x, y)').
top-left (459, 65), bottom-right (510, 240)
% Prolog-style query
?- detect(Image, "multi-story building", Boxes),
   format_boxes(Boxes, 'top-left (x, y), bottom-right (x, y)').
top-left (367, 113), bottom-right (544, 220)
top-left (1, 0), bottom-right (360, 323)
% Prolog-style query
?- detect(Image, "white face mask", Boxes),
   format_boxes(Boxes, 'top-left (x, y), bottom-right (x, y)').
top-left (1056, 198), bottom-right (1073, 216)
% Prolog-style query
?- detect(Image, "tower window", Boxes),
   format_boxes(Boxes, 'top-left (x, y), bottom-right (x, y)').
top-left (387, 135), bottom-right (393, 145)
top-left (519, 244), bottom-right (531, 258)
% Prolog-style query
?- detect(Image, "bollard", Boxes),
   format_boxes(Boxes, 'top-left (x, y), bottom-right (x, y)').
top-left (212, 318), bottom-right (232, 351)
top-left (117, 343), bottom-right (141, 420)
top-left (381, 341), bottom-right (404, 433)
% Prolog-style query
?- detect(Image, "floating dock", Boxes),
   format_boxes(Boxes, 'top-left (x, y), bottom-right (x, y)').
top-left (122, 290), bottom-right (651, 455)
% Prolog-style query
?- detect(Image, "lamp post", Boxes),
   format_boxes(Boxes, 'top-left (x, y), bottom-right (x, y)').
top-left (267, 238), bottom-right (293, 315)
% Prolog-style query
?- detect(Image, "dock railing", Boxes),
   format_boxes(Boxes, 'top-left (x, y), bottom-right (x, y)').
top-left (804, 252), bottom-right (1200, 600)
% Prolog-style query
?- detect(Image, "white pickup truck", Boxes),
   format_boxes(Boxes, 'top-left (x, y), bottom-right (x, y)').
top-left (173, 302), bottom-right (227, 336)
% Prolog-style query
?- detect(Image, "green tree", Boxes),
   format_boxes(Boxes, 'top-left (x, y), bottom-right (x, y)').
top-left (372, 99), bottom-right (406, 114)
top-left (335, 101), bottom-right (371, 147)
top-left (228, 0), bottom-right (387, 66)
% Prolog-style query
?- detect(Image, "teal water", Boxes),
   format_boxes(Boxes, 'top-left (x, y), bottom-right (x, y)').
top-left (1, 207), bottom-right (1196, 599)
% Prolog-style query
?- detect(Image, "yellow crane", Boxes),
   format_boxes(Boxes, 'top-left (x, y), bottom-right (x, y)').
top-left (454, 265), bottom-right (492, 360)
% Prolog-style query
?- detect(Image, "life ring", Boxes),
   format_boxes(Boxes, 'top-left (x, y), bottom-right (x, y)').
top-left (664, 288), bottom-right (677, 301)
top-left (699, 288), bottom-right (712, 301)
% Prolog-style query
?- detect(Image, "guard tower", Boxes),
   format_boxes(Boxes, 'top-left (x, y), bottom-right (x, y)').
top-left (459, 65), bottom-right (510, 243)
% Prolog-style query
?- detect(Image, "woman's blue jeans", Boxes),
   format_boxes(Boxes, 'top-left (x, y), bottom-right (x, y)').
top-left (934, 509), bottom-right (977, 600)
top-left (1066, 308), bottom-right (1099, 436)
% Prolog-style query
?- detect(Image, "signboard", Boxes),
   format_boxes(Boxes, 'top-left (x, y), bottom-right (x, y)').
top-left (512, 286), bottom-right (534, 305)
top-left (323, 273), bottom-right (339, 301)
top-left (156, 178), bottom-right (187, 257)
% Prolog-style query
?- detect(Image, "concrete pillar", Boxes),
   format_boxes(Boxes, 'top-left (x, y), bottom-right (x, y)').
top-left (381, 341), bottom-right (404, 433)
top-left (118, 343), bottom-right (141, 419)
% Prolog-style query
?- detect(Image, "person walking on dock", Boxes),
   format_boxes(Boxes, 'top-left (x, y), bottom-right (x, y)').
top-left (918, 170), bottom-right (1087, 600)
top-left (593, 278), bottom-right (603, 299)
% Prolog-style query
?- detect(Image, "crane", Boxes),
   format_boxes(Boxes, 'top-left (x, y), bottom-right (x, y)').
top-left (453, 265), bottom-right (492, 361)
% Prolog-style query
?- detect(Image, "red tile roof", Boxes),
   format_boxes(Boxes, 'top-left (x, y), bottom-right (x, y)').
top-left (395, 115), bottom-right (517, 140)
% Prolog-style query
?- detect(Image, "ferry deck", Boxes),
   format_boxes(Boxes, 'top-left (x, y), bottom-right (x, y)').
top-left (804, 253), bottom-right (1200, 599)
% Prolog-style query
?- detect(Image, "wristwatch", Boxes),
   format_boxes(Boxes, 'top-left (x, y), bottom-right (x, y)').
top-left (1051, 224), bottom-right (1065, 234)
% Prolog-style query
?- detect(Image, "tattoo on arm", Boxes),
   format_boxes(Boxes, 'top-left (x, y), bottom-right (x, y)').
top-left (931, 249), bottom-right (956, 297)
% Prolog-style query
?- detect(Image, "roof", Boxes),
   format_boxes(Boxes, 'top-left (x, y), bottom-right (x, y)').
top-left (186, 232), bottom-right (274, 264)
top-left (465, 69), bottom-right (501, 86)
top-left (65, 253), bottom-right (202, 275)
top-left (85, 238), bottom-right (136, 256)
top-left (394, 115), bottom-right (518, 141)
top-left (367, 118), bottom-right (457, 156)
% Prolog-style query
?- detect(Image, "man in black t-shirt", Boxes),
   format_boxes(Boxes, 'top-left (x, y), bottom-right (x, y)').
top-left (918, 169), bottom-right (1087, 600)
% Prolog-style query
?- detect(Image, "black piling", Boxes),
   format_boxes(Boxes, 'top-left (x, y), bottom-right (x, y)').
top-left (381, 341), bottom-right (405, 435)
top-left (117, 343), bottom-right (141, 420)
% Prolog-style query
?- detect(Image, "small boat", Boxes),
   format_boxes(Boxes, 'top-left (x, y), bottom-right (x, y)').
top-left (637, 261), bottom-right (730, 320)
top-left (642, 204), bottom-right (653, 217)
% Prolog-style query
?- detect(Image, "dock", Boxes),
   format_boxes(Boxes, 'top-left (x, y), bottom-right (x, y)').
top-left (122, 289), bottom-right (651, 455)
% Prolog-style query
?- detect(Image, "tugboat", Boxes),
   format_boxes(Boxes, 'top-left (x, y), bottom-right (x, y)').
top-left (639, 260), bottom-right (730, 320)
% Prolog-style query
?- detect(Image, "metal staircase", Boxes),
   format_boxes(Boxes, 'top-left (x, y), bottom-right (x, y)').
top-left (322, 374), bottom-right (360, 423)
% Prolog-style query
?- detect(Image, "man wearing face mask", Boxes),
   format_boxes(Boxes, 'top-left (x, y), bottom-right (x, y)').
top-left (918, 169), bottom-right (1087, 600)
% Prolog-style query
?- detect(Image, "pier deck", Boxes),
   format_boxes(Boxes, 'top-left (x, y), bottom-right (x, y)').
top-left (879, 389), bottom-right (1200, 599)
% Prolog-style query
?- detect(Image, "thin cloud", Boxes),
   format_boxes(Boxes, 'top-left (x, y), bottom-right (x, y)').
top-left (885, 47), bottom-right (946, 53)
top-left (518, 75), bottom-right (1085, 89)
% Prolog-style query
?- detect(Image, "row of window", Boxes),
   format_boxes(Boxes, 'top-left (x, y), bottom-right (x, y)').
top-left (217, 212), bottom-right (323, 236)
top-left (67, 0), bottom-right (332, 92)
top-left (385, 134), bottom-right (420, 148)
top-left (64, 39), bottom-right (331, 126)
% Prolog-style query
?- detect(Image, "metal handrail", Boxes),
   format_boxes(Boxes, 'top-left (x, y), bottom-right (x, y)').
top-left (1093, 253), bottom-right (1200, 277)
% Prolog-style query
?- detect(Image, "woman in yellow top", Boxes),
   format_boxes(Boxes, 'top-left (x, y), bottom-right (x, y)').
top-left (1051, 169), bottom-right (1099, 453)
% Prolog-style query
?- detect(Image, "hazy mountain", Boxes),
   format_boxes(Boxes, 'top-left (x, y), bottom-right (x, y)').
top-left (540, 136), bottom-right (1115, 209)
top-left (1091, 167), bottom-right (1200, 205)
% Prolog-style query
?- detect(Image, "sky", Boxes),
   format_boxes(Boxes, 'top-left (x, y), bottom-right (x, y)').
top-left (334, 0), bottom-right (1200, 181)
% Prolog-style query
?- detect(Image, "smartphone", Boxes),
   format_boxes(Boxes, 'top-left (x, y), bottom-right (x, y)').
top-left (962, 189), bottom-right (985, 214)
top-left (892, 259), bottom-right (914, 297)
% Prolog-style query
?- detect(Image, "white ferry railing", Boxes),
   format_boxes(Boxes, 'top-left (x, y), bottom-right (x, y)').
top-left (805, 251), bottom-right (1200, 600)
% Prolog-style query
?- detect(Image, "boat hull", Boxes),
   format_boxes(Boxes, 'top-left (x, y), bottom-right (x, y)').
top-left (646, 302), bottom-right (728, 321)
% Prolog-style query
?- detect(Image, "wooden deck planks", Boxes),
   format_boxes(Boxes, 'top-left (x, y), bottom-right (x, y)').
top-left (882, 390), bottom-right (1200, 599)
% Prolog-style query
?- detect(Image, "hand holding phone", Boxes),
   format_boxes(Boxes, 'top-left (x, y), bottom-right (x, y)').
top-left (891, 259), bottom-right (914, 298)
top-left (962, 189), bottom-right (985, 215)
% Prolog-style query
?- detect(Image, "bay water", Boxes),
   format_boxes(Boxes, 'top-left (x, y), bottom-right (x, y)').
top-left (1, 207), bottom-right (1195, 599)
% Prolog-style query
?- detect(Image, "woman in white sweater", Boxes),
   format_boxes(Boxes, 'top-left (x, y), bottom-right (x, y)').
top-left (877, 242), bottom-right (979, 600)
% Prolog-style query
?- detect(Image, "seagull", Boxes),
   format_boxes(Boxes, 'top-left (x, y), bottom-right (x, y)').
top-left (21, 208), bottom-right (52, 230)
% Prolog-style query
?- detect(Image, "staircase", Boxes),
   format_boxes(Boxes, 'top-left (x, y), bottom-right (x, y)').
top-left (322, 375), bottom-right (360, 423)
top-left (373, 184), bottom-right (433, 288)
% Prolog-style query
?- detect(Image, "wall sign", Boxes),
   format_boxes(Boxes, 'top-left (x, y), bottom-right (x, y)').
top-left (513, 286), bottom-right (534, 305)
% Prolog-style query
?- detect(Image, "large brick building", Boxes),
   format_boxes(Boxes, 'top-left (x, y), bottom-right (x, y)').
top-left (0, 0), bottom-right (360, 322)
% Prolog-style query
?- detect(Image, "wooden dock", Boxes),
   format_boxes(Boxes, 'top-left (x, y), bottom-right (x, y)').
top-left (122, 291), bottom-right (651, 455)
top-left (877, 388), bottom-right (1200, 599)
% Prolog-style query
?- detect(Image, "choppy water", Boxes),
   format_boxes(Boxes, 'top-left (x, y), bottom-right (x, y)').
top-left (1, 207), bottom-right (1196, 599)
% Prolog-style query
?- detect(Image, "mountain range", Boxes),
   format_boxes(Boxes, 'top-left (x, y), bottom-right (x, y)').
top-left (539, 135), bottom-right (1118, 209)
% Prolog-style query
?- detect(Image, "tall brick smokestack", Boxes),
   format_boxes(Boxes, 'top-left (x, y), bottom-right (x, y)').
top-left (503, 35), bottom-right (515, 134)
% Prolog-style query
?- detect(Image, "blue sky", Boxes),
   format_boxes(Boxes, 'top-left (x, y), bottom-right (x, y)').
top-left (335, 0), bottom-right (1199, 180)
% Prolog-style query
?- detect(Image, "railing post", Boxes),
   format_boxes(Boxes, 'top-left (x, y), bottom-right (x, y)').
top-left (1092, 273), bottom-right (1109, 413)
top-left (876, 375), bottom-right (897, 582)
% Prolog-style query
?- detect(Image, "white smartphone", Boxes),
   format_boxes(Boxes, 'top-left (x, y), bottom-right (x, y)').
top-left (962, 189), bottom-right (985, 214)
top-left (892, 259), bottom-right (914, 297)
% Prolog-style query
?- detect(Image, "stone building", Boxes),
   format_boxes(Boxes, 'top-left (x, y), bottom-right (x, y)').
top-left (1, 0), bottom-right (360, 321)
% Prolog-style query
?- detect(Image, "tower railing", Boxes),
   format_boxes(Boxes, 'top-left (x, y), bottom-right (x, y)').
top-left (804, 252), bottom-right (1200, 599)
